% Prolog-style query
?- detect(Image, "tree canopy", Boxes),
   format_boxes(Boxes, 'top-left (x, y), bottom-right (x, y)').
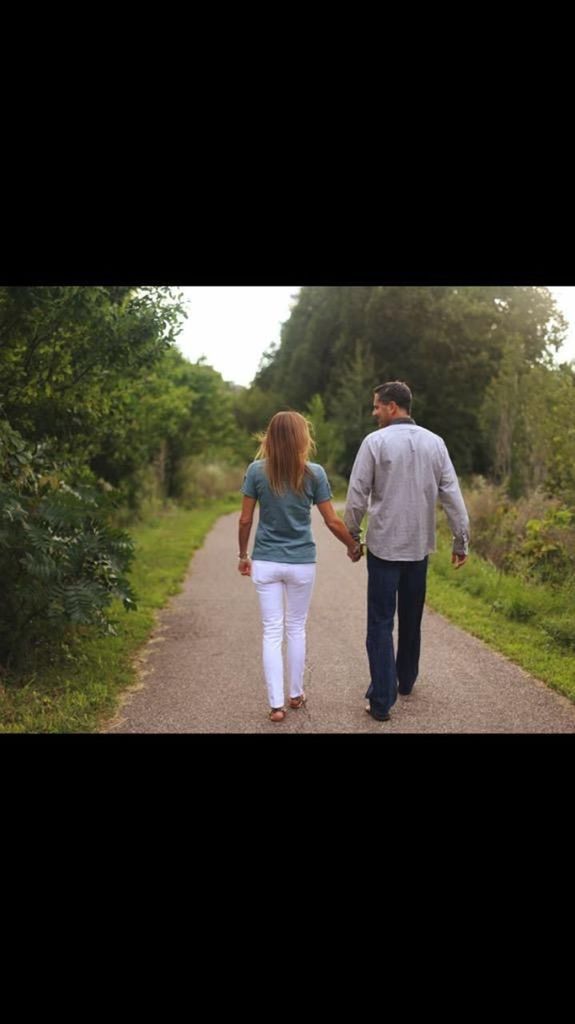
top-left (251, 285), bottom-right (570, 482)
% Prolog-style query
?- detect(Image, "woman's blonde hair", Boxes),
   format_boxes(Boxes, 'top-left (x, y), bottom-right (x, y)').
top-left (255, 411), bottom-right (316, 495)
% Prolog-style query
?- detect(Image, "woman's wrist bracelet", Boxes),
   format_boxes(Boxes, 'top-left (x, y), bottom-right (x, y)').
top-left (238, 553), bottom-right (250, 560)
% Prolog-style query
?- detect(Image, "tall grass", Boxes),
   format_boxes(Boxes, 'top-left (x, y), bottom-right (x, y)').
top-left (427, 522), bottom-right (575, 701)
top-left (462, 476), bottom-right (575, 585)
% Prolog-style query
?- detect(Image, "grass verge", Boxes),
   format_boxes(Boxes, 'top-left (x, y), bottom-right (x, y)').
top-left (337, 508), bottom-right (575, 704)
top-left (0, 497), bottom-right (239, 733)
top-left (427, 533), bottom-right (575, 703)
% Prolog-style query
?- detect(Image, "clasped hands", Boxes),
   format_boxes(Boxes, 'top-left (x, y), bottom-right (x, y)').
top-left (347, 541), bottom-right (363, 563)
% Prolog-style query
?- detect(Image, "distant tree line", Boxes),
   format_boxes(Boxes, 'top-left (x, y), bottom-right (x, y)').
top-left (241, 285), bottom-right (575, 504)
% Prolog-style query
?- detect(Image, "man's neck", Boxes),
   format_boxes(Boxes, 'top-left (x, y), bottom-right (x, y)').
top-left (386, 415), bottom-right (415, 426)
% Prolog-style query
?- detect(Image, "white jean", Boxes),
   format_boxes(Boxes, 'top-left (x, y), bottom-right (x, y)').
top-left (251, 560), bottom-right (317, 710)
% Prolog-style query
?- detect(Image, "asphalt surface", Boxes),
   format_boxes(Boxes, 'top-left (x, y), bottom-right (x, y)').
top-left (103, 508), bottom-right (575, 734)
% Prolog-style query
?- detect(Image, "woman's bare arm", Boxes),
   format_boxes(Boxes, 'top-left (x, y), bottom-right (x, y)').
top-left (238, 495), bottom-right (257, 574)
top-left (316, 500), bottom-right (362, 561)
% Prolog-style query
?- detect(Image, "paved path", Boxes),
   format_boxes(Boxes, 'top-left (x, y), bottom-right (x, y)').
top-left (103, 509), bottom-right (575, 733)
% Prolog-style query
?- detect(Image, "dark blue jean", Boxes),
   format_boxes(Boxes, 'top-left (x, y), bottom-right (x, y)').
top-left (365, 550), bottom-right (428, 716)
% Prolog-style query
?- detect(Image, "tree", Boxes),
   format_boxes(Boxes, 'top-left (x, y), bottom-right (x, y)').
top-left (0, 417), bottom-right (136, 670)
top-left (304, 394), bottom-right (343, 476)
top-left (328, 340), bottom-right (376, 475)
top-left (253, 287), bottom-right (344, 407)
top-left (0, 285), bottom-right (186, 470)
top-left (252, 285), bottom-right (569, 478)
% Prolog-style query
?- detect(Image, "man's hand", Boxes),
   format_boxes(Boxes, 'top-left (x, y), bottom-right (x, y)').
top-left (451, 553), bottom-right (467, 569)
top-left (347, 542), bottom-right (363, 563)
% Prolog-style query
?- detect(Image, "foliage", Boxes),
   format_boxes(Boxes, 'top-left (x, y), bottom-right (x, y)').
top-left (232, 385), bottom-right (286, 451)
top-left (90, 348), bottom-right (244, 504)
top-left (304, 394), bottom-right (343, 476)
top-left (426, 532), bottom-right (575, 704)
top-left (480, 348), bottom-right (575, 500)
top-left (0, 498), bottom-right (239, 732)
top-left (252, 285), bottom-right (568, 479)
top-left (0, 418), bottom-right (136, 670)
top-left (0, 286), bottom-right (186, 469)
top-left (0, 285), bottom-right (254, 507)
top-left (327, 340), bottom-right (376, 475)
top-left (461, 478), bottom-right (575, 586)
top-left (172, 457), bottom-right (244, 507)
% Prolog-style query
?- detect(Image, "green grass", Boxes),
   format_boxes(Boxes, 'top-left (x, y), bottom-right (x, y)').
top-left (0, 496), bottom-right (239, 733)
top-left (5, 497), bottom-right (572, 729)
top-left (336, 509), bottom-right (575, 704)
top-left (426, 533), bottom-right (575, 703)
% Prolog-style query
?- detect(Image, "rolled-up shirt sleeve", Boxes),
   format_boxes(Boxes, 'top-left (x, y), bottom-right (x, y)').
top-left (438, 446), bottom-right (470, 555)
top-left (344, 437), bottom-right (375, 540)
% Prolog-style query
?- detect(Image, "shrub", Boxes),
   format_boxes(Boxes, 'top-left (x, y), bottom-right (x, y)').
top-left (462, 478), bottom-right (575, 586)
top-left (173, 457), bottom-right (245, 506)
top-left (0, 419), bottom-right (136, 671)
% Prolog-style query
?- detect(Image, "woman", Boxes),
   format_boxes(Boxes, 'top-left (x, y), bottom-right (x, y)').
top-left (238, 411), bottom-right (361, 723)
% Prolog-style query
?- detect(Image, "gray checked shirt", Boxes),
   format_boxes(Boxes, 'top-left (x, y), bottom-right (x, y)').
top-left (344, 419), bottom-right (470, 561)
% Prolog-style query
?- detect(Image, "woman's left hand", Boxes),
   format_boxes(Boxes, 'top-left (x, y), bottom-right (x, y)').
top-left (238, 558), bottom-right (252, 576)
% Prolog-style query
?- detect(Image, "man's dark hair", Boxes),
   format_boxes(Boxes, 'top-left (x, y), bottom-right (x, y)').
top-left (374, 381), bottom-right (412, 414)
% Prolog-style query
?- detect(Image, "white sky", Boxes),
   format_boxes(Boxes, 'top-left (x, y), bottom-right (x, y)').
top-left (174, 285), bottom-right (575, 387)
top-left (174, 287), bottom-right (301, 388)
top-left (548, 286), bottom-right (575, 362)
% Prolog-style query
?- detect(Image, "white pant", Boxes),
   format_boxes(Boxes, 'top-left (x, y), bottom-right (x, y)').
top-left (251, 560), bottom-right (316, 710)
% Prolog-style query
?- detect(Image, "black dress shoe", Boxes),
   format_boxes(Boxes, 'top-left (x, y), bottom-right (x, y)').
top-left (365, 705), bottom-right (390, 722)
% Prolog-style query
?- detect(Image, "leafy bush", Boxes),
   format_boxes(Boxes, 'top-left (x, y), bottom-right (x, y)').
top-left (462, 477), bottom-right (575, 586)
top-left (510, 507), bottom-right (575, 583)
top-left (0, 418), bottom-right (136, 671)
top-left (172, 457), bottom-right (244, 506)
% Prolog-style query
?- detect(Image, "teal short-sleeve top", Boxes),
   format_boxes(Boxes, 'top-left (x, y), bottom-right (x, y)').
top-left (241, 459), bottom-right (332, 563)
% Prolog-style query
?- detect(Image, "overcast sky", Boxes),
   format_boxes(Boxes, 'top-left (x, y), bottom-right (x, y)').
top-left (548, 286), bottom-right (575, 362)
top-left (174, 287), bottom-right (300, 388)
top-left (174, 286), bottom-right (575, 387)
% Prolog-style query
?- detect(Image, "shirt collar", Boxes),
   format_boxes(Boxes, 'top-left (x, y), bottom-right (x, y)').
top-left (387, 417), bottom-right (415, 426)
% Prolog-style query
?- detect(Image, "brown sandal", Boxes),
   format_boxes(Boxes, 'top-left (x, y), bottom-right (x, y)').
top-left (269, 707), bottom-right (286, 722)
top-left (289, 694), bottom-right (306, 709)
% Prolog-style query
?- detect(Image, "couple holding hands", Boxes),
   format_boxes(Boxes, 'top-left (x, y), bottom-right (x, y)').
top-left (238, 382), bottom-right (469, 724)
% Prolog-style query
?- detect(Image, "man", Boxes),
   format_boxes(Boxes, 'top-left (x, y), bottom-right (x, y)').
top-left (344, 381), bottom-right (469, 722)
